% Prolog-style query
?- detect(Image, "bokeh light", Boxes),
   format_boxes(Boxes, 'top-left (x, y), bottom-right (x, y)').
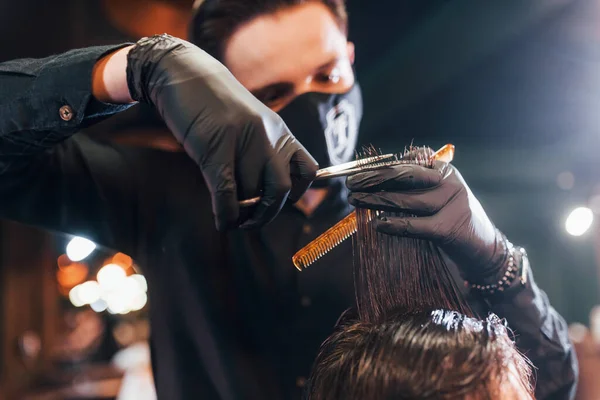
top-left (129, 292), bottom-right (148, 312)
top-left (77, 281), bottom-right (101, 305)
top-left (130, 274), bottom-right (148, 293)
top-left (66, 252), bottom-right (148, 314)
top-left (57, 254), bottom-right (72, 270)
top-left (56, 262), bottom-right (88, 289)
top-left (112, 252), bottom-right (133, 269)
top-left (90, 299), bottom-right (108, 313)
top-left (556, 171), bottom-right (575, 191)
top-left (66, 237), bottom-right (96, 261)
top-left (565, 207), bottom-right (594, 236)
top-left (97, 264), bottom-right (127, 292)
top-left (68, 286), bottom-right (85, 307)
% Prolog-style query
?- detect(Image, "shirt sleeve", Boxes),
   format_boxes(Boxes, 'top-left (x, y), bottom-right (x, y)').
top-left (0, 44), bottom-right (133, 137)
top-left (490, 266), bottom-right (578, 400)
top-left (0, 44), bottom-right (134, 179)
top-left (0, 45), bottom-right (144, 256)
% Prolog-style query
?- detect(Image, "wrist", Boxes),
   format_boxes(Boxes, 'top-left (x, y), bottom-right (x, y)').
top-left (466, 245), bottom-right (529, 297)
top-left (463, 229), bottom-right (510, 283)
top-left (126, 34), bottom-right (187, 104)
top-left (92, 45), bottom-right (135, 104)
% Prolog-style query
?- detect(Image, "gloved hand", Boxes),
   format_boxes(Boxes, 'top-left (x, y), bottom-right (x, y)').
top-left (347, 161), bottom-right (509, 283)
top-left (126, 34), bottom-right (318, 231)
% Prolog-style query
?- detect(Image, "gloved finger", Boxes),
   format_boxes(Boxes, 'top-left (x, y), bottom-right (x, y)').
top-left (241, 155), bottom-right (291, 229)
top-left (347, 162), bottom-right (448, 192)
top-left (288, 146), bottom-right (319, 203)
top-left (373, 215), bottom-right (445, 241)
top-left (201, 163), bottom-right (239, 231)
top-left (348, 191), bottom-right (449, 216)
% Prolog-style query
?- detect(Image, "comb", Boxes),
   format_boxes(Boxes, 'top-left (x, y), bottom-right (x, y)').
top-left (291, 144), bottom-right (455, 271)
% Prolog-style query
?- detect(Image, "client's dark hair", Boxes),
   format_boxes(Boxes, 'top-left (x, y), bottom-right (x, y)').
top-left (306, 147), bottom-right (534, 399)
top-left (190, 0), bottom-right (348, 61)
top-left (353, 148), bottom-right (472, 323)
top-left (305, 309), bottom-right (534, 400)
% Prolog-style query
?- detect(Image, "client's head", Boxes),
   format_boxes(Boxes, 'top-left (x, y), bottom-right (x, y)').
top-left (305, 309), bottom-right (534, 400)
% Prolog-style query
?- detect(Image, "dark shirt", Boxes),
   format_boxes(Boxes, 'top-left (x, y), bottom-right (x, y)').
top-left (0, 45), bottom-right (577, 399)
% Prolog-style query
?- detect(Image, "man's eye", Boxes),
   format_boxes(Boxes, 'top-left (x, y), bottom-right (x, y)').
top-left (263, 92), bottom-right (283, 104)
top-left (257, 89), bottom-right (289, 106)
top-left (317, 69), bottom-right (341, 84)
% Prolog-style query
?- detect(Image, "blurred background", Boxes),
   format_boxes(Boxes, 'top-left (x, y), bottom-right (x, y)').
top-left (1, 0), bottom-right (600, 398)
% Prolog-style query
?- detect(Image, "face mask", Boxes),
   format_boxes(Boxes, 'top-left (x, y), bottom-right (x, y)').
top-left (278, 84), bottom-right (363, 187)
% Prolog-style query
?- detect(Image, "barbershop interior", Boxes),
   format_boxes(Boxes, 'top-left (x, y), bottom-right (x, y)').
top-left (0, 0), bottom-right (599, 399)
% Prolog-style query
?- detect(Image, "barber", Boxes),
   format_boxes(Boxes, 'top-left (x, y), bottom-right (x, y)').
top-left (0, 36), bottom-right (317, 229)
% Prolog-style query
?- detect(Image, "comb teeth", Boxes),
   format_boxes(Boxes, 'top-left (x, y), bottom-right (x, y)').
top-left (292, 213), bottom-right (357, 270)
top-left (292, 212), bottom-right (377, 270)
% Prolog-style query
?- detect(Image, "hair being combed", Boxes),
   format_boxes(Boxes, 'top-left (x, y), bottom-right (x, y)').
top-left (353, 147), bottom-right (472, 323)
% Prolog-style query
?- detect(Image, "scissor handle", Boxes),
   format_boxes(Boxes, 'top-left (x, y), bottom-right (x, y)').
top-left (238, 145), bottom-right (454, 208)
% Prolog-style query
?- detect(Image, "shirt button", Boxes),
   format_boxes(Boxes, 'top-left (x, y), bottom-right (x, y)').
top-left (300, 296), bottom-right (311, 307)
top-left (296, 377), bottom-right (306, 388)
top-left (59, 105), bottom-right (74, 121)
top-left (302, 224), bottom-right (312, 235)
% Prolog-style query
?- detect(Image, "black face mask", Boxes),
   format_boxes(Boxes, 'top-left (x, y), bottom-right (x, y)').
top-left (278, 84), bottom-right (363, 188)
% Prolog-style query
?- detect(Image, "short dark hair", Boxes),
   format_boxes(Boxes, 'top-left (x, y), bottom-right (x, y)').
top-left (189, 0), bottom-right (348, 61)
top-left (305, 309), bottom-right (534, 400)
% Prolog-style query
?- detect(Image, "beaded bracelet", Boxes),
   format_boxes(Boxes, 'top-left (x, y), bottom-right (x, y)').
top-left (467, 246), bottom-right (529, 296)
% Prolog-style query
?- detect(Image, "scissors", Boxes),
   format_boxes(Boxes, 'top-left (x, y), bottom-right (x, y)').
top-left (238, 154), bottom-right (395, 208)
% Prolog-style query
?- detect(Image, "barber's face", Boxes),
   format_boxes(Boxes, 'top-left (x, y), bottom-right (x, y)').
top-left (223, 2), bottom-right (355, 112)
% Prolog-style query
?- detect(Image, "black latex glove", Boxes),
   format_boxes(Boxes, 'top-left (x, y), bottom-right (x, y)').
top-left (347, 161), bottom-right (509, 283)
top-left (126, 34), bottom-right (318, 230)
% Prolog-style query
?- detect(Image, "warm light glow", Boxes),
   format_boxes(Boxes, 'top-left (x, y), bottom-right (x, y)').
top-left (94, 273), bottom-right (148, 314)
top-left (129, 274), bottom-right (148, 293)
top-left (85, 262), bottom-right (148, 314)
top-left (97, 264), bottom-right (127, 291)
top-left (69, 285), bottom-right (85, 307)
top-left (57, 254), bottom-right (72, 269)
top-left (112, 252), bottom-right (133, 269)
top-left (565, 207), bottom-right (594, 236)
top-left (78, 281), bottom-right (101, 304)
top-left (56, 262), bottom-right (88, 289)
top-left (105, 292), bottom-right (130, 315)
top-left (66, 237), bottom-right (96, 261)
top-left (129, 292), bottom-right (148, 311)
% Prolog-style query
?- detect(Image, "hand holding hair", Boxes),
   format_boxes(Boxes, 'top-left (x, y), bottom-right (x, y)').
top-left (347, 161), bottom-right (508, 284)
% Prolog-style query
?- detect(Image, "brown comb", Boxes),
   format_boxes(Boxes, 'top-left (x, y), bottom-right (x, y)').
top-left (291, 144), bottom-right (455, 271)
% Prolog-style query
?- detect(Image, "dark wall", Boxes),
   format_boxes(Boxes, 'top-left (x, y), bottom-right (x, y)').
top-left (0, 222), bottom-right (58, 399)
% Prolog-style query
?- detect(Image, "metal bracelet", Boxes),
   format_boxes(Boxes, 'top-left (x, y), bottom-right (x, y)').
top-left (467, 246), bottom-right (528, 296)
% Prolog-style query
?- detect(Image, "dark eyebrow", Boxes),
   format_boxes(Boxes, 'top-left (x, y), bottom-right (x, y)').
top-left (251, 82), bottom-right (295, 100)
